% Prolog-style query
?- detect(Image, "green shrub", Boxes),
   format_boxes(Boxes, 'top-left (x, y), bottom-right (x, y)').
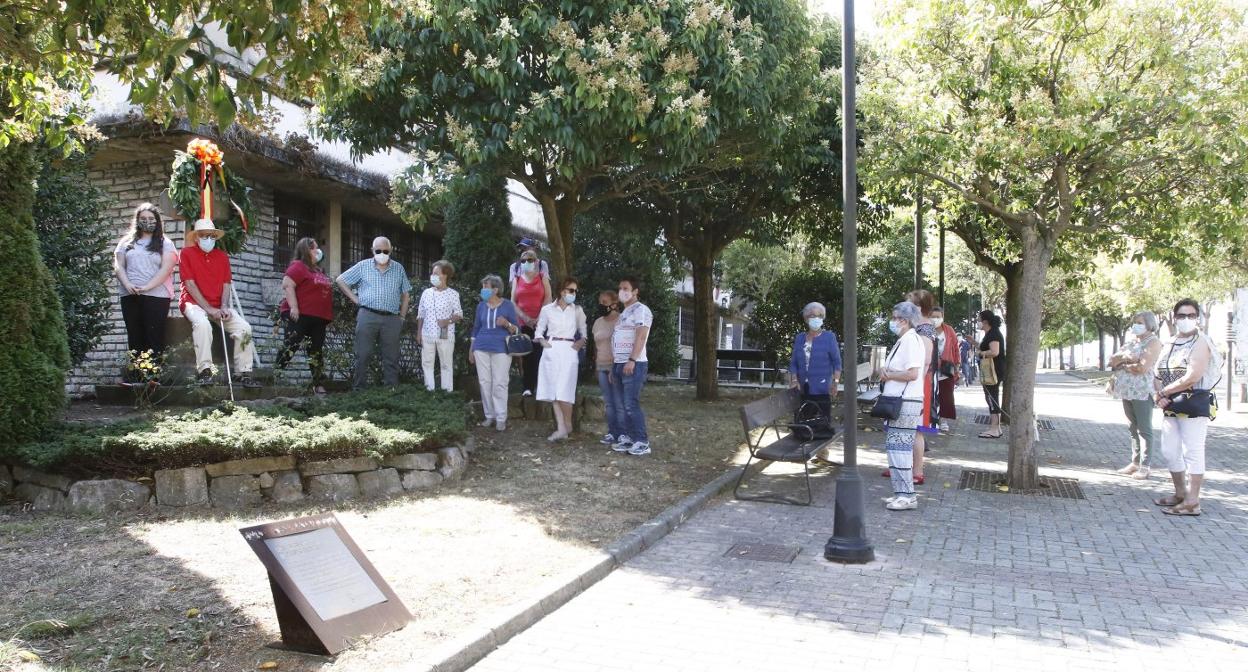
top-left (0, 144), bottom-right (70, 447)
top-left (8, 385), bottom-right (467, 476)
top-left (34, 151), bottom-right (113, 366)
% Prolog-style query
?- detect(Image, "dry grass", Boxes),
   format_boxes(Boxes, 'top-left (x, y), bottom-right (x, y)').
top-left (0, 384), bottom-right (768, 671)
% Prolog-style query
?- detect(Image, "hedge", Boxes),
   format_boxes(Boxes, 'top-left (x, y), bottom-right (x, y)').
top-left (5, 385), bottom-right (468, 477)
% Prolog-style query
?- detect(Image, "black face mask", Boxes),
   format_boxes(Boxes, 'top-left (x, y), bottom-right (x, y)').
top-left (599, 304), bottom-right (618, 316)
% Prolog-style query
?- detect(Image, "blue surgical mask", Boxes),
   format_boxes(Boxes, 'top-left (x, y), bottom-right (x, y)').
top-left (314, 248), bottom-right (324, 263)
top-left (1131, 323), bottom-right (1146, 336)
top-left (807, 317), bottom-right (823, 330)
top-left (889, 320), bottom-right (902, 336)
top-left (521, 261), bottom-right (536, 273)
top-left (197, 237), bottom-right (216, 253)
top-left (564, 292), bottom-right (577, 304)
top-left (480, 287), bottom-right (494, 301)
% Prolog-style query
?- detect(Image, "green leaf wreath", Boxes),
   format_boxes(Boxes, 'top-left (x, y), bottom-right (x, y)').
top-left (167, 147), bottom-right (255, 255)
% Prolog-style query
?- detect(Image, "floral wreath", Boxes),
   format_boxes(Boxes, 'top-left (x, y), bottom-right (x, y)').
top-left (168, 138), bottom-right (255, 255)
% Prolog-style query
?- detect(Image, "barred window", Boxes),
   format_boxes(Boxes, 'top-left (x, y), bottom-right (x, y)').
top-left (344, 215), bottom-right (442, 279)
top-left (274, 193), bottom-right (322, 270)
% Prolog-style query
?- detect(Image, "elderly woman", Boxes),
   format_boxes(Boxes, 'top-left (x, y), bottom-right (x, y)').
top-left (1153, 299), bottom-right (1221, 516)
top-left (884, 289), bottom-right (935, 485)
top-left (536, 277), bottom-right (588, 441)
top-left (470, 275), bottom-right (521, 431)
top-left (1109, 311), bottom-right (1162, 479)
top-left (880, 302), bottom-right (928, 511)
top-left (788, 302), bottom-right (843, 415)
top-left (277, 237), bottom-right (334, 394)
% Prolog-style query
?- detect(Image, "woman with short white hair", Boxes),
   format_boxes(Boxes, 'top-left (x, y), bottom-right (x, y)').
top-left (788, 301), bottom-right (843, 404)
top-left (879, 302), bottom-right (927, 511)
top-left (1108, 310), bottom-right (1162, 479)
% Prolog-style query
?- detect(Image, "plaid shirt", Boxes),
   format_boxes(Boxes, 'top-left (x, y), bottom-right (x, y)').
top-left (338, 259), bottom-right (412, 314)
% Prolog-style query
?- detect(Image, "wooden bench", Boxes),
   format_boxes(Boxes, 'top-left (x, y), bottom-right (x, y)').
top-left (733, 388), bottom-right (838, 506)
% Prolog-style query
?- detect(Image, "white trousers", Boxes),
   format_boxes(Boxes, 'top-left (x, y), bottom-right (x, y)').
top-left (1161, 416), bottom-right (1208, 475)
top-left (421, 338), bottom-right (456, 391)
top-left (474, 351), bottom-right (512, 422)
top-left (183, 303), bottom-right (255, 374)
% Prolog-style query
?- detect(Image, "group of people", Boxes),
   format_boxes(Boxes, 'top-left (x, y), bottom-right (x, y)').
top-left (115, 210), bottom-right (656, 454)
top-left (114, 206), bottom-right (260, 387)
top-left (785, 289), bottom-right (1007, 512)
top-left (1108, 300), bottom-right (1222, 516)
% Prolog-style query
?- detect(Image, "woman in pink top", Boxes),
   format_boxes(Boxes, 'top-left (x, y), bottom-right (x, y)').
top-left (511, 248), bottom-right (552, 395)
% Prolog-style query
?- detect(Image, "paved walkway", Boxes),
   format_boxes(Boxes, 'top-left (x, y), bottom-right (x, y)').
top-left (471, 372), bottom-right (1248, 671)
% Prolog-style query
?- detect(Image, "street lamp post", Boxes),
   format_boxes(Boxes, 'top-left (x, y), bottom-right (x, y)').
top-left (825, 0), bottom-right (875, 565)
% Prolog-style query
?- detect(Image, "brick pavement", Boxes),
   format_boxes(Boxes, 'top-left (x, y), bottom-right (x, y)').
top-left (470, 372), bottom-right (1248, 671)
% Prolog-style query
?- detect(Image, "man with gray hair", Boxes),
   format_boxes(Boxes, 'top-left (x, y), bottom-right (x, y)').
top-left (336, 236), bottom-right (412, 389)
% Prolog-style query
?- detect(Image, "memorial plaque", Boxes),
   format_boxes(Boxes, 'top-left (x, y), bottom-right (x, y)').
top-left (240, 514), bottom-right (411, 655)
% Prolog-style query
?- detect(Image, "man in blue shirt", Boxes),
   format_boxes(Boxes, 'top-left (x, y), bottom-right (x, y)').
top-left (336, 236), bottom-right (413, 389)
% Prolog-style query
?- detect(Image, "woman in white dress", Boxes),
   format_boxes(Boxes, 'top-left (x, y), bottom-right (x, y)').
top-left (535, 277), bottom-right (588, 441)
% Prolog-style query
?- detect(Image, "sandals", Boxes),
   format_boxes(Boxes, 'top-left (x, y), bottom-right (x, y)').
top-left (1161, 503), bottom-right (1202, 516)
top-left (1153, 495), bottom-right (1185, 507)
top-left (978, 431), bottom-right (1002, 439)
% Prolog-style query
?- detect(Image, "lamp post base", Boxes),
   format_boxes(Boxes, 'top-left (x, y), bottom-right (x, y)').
top-left (824, 466), bottom-right (875, 564)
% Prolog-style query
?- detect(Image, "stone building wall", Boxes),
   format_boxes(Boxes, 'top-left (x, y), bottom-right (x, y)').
top-left (69, 155), bottom-right (297, 396)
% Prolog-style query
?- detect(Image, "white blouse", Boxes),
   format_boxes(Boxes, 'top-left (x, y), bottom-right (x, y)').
top-left (536, 301), bottom-right (587, 341)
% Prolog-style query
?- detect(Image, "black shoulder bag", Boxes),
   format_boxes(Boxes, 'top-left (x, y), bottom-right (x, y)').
top-left (870, 342), bottom-right (905, 420)
top-left (788, 400), bottom-right (836, 442)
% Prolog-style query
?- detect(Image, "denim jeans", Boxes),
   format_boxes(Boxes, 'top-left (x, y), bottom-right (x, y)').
top-left (612, 361), bottom-right (649, 442)
top-left (597, 368), bottom-right (626, 438)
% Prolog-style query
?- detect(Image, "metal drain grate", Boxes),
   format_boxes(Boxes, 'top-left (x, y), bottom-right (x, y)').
top-left (724, 543), bottom-right (801, 563)
top-left (973, 415), bottom-right (1055, 430)
top-left (957, 468), bottom-right (1085, 499)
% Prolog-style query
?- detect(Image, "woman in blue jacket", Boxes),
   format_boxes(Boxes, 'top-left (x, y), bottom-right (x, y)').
top-left (788, 302), bottom-right (843, 412)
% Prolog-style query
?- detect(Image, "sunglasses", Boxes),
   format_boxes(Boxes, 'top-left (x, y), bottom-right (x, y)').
top-left (374, 249), bottom-right (391, 254)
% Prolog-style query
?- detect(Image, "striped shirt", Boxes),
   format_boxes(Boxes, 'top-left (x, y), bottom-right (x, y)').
top-left (338, 259), bottom-right (412, 314)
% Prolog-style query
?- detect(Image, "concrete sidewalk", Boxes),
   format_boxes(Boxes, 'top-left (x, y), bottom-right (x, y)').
top-left (470, 372), bottom-right (1248, 671)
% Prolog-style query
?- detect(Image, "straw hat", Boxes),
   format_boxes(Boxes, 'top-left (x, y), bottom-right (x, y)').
top-left (185, 218), bottom-right (225, 244)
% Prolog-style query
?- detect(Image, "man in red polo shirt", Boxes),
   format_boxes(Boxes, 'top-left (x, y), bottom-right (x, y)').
top-left (180, 219), bottom-right (258, 386)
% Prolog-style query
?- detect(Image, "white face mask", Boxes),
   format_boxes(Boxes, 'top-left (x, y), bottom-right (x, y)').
top-left (1175, 317), bottom-right (1198, 334)
top-left (430, 274), bottom-right (443, 287)
top-left (1131, 323), bottom-right (1147, 336)
top-left (619, 289), bottom-right (634, 303)
top-left (931, 317), bottom-right (944, 327)
top-left (374, 252), bottom-right (390, 265)
top-left (314, 248), bottom-right (324, 263)
top-left (197, 237), bottom-right (215, 253)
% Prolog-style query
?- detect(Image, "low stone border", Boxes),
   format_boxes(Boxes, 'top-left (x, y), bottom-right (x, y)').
top-left (1, 437), bottom-right (474, 514)
top-left (405, 461), bottom-right (764, 672)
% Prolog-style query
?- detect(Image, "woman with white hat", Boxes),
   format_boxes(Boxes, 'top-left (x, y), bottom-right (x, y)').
top-left (179, 218), bottom-right (258, 387)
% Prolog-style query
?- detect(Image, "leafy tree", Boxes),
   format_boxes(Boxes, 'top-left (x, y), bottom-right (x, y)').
top-left (573, 204), bottom-right (681, 376)
top-left (643, 17), bottom-right (860, 399)
top-left (864, 0), bottom-right (1248, 488)
top-left (34, 151), bottom-right (114, 366)
top-left (441, 175), bottom-right (517, 288)
top-left (318, 0), bottom-right (821, 280)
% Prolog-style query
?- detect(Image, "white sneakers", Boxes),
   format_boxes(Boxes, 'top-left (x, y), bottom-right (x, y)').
top-left (885, 495), bottom-right (918, 510)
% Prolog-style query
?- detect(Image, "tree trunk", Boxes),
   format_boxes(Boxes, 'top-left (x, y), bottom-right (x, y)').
top-left (535, 194), bottom-right (575, 280)
top-left (1097, 326), bottom-right (1106, 370)
top-left (691, 258), bottom-right (719, 400)
top-left (1000, 264), bottom-right (1023, 415)
top-left (1004, 228), bottom-right (1055, 490)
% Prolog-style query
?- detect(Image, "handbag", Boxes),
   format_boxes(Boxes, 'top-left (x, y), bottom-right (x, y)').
top-left (1166, 389), bottom-right (1217, 419)
top-left (980, 357), bottom-right (998, 386)
top-left (788, 400), bottom-right (836, 442)
top-left (869, 342), bottom-right (905, 420)
top-left (505, 333), bottom-right (533, 356)
top-left (870, 390), bottom-right (903, 420)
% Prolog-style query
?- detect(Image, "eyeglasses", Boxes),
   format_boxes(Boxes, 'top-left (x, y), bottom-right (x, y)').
top-left (374, 249), bottom-right (391, 254)
top-left (1176, 312), bottom-right (1198, 319)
